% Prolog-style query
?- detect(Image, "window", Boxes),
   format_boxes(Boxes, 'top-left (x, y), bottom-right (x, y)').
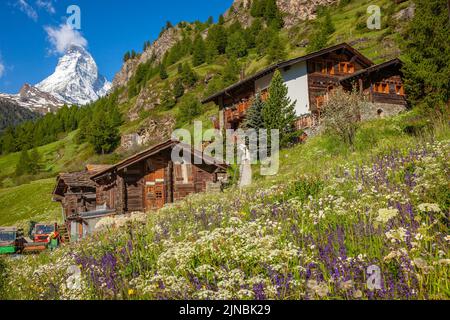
top-left (339, 62), bottom-right (355, 74)
top-left (175, 163), bottom-right (192, 184)
top-left (395, 84), bottom-right (405, 96)
top-left (327, 61), bottom-right (334, 75)
top-left (374, 82), bottom-right (390, 94)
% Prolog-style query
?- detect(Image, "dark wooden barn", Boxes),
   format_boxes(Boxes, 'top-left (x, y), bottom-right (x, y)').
top-left (52, 165), bottom-right (115, 241)
top-left (90, 140), bottom-right (228, 214)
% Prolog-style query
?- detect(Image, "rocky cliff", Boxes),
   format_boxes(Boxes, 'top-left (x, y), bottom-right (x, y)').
top-left (113, 28), bottom-right (182, 88)
top-left (226, 0), bottom-right (339, 28)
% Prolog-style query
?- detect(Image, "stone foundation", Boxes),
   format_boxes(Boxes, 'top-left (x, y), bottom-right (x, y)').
top-left (360, 102), bottom-right (407, 121)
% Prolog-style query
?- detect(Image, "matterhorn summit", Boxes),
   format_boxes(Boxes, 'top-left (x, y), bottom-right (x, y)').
top-left (36, 45), bottom-right (111, 106)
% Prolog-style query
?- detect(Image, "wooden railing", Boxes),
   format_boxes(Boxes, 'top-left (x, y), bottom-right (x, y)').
top-left (224, 99), bottom-right (253, 123)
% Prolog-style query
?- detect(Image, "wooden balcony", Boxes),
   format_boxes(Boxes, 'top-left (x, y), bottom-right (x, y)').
top-left (224, 99), bottom-right (253, 123)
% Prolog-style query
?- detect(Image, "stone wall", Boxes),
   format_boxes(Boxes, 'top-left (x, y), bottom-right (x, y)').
top-left (360, 102), bottom-right (407, 122)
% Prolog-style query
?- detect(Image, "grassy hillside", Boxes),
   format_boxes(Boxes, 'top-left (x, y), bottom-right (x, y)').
top-left (0, 178), bottom-right (61, 228)
top-left (2, 112), bottom-right (448, 300)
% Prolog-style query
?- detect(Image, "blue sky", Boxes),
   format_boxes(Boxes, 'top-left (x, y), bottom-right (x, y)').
top-left (0, 0), bottom-right (233, 93)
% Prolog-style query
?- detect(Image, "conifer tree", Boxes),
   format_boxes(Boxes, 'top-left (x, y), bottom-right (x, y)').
top-left (402, 0), bottom-right (450, 110)
top-left (251, 0), bottom-right (264, 17)
top-left (267, 33), bottom-right (287, 63)
top-left (29, 148), bottom-right (41, 175)
top-left (308, 9), bottom-right (335, 52)
top-left (178, 94), bottom-right (202, 124)
top-left (159, 63), bottom-right (168, 80)
top-left (243, 94), bottom-right (265, 130)
top-left (173, 78), bottom-right (185, 99)
top-left (265, 0), bottom-right (284, 29)
top-left (205, 39), bottom-right (219, 64)
top-left (15, 149), bottom-right (31, 176)
top-left (262, 70), bottom-right (297, 146)
top-left (88, 110), bottom-right (121, 155)
top-left (218, 14), bottom-right (225, 25)
top-left (181, 63), bottom-right (198, 87)
top-left (207, 24), bottom-right (228, 55)
top-left (222, 57), bottom-right (240, 87)
top-left (192, 35), bottom-right (206, 66)
top-left (226, 31), bottom-right (248, 58)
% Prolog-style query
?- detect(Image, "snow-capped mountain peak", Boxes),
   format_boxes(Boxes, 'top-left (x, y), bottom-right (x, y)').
top-left (36, 45), bottom-right (111, 106)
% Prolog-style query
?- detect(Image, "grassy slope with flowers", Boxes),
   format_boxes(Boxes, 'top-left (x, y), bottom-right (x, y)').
top-left (1, 110), bottom-right (449, 300)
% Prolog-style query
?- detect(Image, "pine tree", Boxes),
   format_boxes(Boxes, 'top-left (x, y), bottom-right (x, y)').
top-left (308, 9), bottom-right (335, 53)
top-left (265, 0), bottom-right (284, 29)
top-left (192, 35), bottom-right (206, 66)
top-left (88, 110), bottom-right (121, 155)
top-left (262, 70), bottom-right (297, 147)
top-left (15, 149), bottom-right (31, 176)
top-left (251, 0), bottom-right (264, 17)
top-left (267, 33), bottom-right (287, 63)
top-left (226, 31), bottom-right (248, 58)
top-left (222, 57), bottom-right (240, 87)
top-left (181, 63), bottom-right (198, 87)
top-left (256, 27), bottom-right (276, 57)
top-left (402, 0), bottom-right (450, 110)
top-left (323, 11), bottom-right (336, 34)
top-left (173, 78), bottom-right (185, 99)
top-left (178, 94), bottom-right (202, 124)
top-left (207, 24), bottom-right (228, 55)
top-left (218, 14), bottom-right (225, 25)
top-left (205, 39), bottom-right (219, 63)
top-left (123, 51), bottom-right (131, 62)
top-left (243, 94), bottom-right (265, 130)
top-left (159, 63), bottom-right (168, 80)
top-left (29, 148), bottom-right (41, 175)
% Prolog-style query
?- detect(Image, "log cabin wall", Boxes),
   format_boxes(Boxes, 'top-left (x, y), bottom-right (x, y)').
top-left (121, 162), bottom-right (145, 212)
top-left (171, 162), bottom-right (217, 202)
top-left (96, 174), bottom-right (118, 210)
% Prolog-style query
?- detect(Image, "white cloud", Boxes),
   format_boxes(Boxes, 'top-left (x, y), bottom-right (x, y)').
top-left (35, 0), bottom-right (55, 14)
top-left (44, 24), bottom-right (88, 54)
top-left (17, 0), bottom-right (38, 21)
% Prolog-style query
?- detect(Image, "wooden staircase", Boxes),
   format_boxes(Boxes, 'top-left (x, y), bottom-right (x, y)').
top-left (58, 224), bottom-right (70, 243)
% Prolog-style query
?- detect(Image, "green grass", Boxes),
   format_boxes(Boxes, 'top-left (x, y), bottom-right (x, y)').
top-left (0, 178), bottom-right (61, 228)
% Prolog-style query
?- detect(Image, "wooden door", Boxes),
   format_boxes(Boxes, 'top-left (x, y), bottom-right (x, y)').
top-left (144, 167), bottom-right (166, 211)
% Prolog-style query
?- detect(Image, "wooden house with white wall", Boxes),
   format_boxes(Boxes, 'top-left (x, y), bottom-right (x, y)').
top-left (202, 43), bottom-right (407, 131)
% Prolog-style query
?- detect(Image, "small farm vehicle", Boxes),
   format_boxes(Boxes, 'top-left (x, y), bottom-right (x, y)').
top-left (0, 227), bottom-right (25, 255)
top-left (22, 223), bottom-right (60, 254)
top-left (0, 223), bottom-right (63, 255)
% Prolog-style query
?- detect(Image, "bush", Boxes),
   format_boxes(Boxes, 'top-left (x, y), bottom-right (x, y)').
top-left (321, 88), bottom-right (366, 147)
top-left (177, 94), bottom-right (203, 125)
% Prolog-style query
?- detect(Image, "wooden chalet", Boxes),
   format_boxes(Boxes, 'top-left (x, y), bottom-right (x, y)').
top-left (90, 140), bottom-right (228, 214)
top-left (339, 58), bottom-right (407, 118)
top-left (202, 43), bottom-right (407, 131)
top-left (52, 165), bottom-right (115, 241)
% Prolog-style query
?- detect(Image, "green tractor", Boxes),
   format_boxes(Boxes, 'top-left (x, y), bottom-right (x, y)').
top-left (0, 227), bottom-right (25, 255)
